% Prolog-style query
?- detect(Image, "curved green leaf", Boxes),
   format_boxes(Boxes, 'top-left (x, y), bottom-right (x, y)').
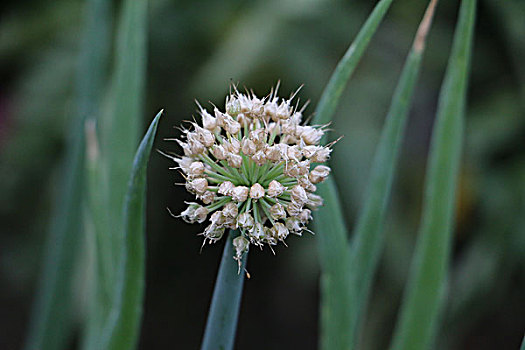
top-left (100, 110), bottom-right (162, 350)
top-left (101, 0), bottom-right (148, 273)
top-left (312, 1), bottom-right (394, 348)
top-left (312, 0), bottom-right (393, 127)
top-left (347, 0), bottom-right (438, 345)
top-left (389, 1), bottom-right (477, 349)
top-left (201, 230), bottom-right (248, 350)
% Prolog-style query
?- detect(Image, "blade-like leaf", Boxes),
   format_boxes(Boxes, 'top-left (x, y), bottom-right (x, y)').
top-left (520, 334), bottom-right (525, 350)
top-left (24, 0), bottom-right (110, 349)
top-left (101, 0), bottom-right (148, 272)
top-left (389, 1), bottom-right (477, 349)
top-left (347, 0), bottom-right (438, 345)
top-left (100, 110), bottom-right (162, 350)
top-left (312, 0), bottom-right (393, 127)
top-left (312, 0), bottom-right (394, 348)
top-left (201, 230), bottom-right (248, 350)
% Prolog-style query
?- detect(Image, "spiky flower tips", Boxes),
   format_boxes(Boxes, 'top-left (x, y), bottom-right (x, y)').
top-left (167, 85), bottom-right (334, 269)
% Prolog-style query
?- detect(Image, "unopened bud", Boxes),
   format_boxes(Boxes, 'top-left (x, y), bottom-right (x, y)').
top-left (309, 165), bottom-right (331, 184)
top-left (231, 186), bottom-right (249, 202)
top-left (267, 180), bottom-right (285, 197)
top-left (270, 203), bottom-right (287, 220)
top-left (218, 181), bottom-right (235, 196)
top-left (249, 183), bottom-right (265, 200)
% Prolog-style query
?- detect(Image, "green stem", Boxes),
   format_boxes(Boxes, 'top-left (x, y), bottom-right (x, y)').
top-left (200, 230), bottom-right (248, 350)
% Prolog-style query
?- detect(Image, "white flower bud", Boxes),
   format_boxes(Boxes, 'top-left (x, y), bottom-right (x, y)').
top-left (276, 101), bottom-right (291, 120)
top-left (311, 147), bottom-right (331, 163)
top-left (287, 145), bottom-right (302, 161)
top-left (290, 185), bottom-right (308, 205)
top-left (233, 236), bottom-right (249, 262)
top-left (302, 145), bottom-right (320, 159)
top-left (222, 202), bottom-right (239, 220)
top-left (227, 154), bottom-right (242, 168)
top-left (200, 109), bottom-right (217, 130)
top-left (271, 222), bottom-right (289, 241)
top-left (241, 138), bottom-right (256, 156)
top-left (248, 223), bottom-right (265, 245)
top-left (218, 181), bottom-right (235, 196)
top-left (249, 97), bottom-right (265, 117)
top-left (210, 211), bottom-right (227, 226)
top-left (249, 128), bottom-right (266, 144)
top-left (267, 180), bottom-right (285, 197)
top-left (309, 165), bottom-right (331, 184)
top-left (203, 224), bottom-right (225, 243)
top-left (264, 99), bottom-right (278, 120)
top-left (281, 119), bottom-right (297, 135)
top-left (214, 108), bottom-right (227, 127)
top-left (194, 206), bottom-right (209, 223)
top-left (224, 118), bottom-right (241, 135)
top-left (264, 145), bottom-right (281, 162)
top-left (285, 217), bottom-right (303, 234)
top-left (249, 183), bottom-right (265, 200)
top-left (251, 150), bottom-right (266, 166)
top-left (237, 212), bottom-right (255, 230)
top-left (270, 203), bottom-right (287, 220)
top-left (211, 144), bottom-right (228, 160)
top-left (224, 138), bottom-right (241, 154)
top-left (287, 201), bottom-right (303, 216)
top-left (195, 126), bottom-right (215, 147)
top-left (298, 208), bottom-right (312, 224)
top-left (296, 160), bottom-right (310, 176)
top-left (226, 96), bottom-right (241, 116)
top-left (298, 126), bottom-right (324, 145)
top-left (189, 161), bottom-right (205, 177)
top-left (199, 191), bottom-right (215, 204)
top-left (307, 193), bottom-right (323, 209)
top-left (190, 178), bottom-right (208, 195)
top-left (231, 186), bottom-right (249, 202)
top-left (180, 203), bottom-right (200, 223)
top-left (176, 156), bottom-right (193, 174)
top-left (263, 226), bottom-right (278, 245)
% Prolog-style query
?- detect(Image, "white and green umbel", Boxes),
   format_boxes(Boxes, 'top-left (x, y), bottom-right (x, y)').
top-left (166, 85), bottom-right (334, 267)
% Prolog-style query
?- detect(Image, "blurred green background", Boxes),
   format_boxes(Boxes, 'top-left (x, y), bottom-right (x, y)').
top-left (0, 0), bottom-right (524, 349)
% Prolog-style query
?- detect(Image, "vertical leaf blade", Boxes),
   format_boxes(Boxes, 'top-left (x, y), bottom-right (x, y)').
top-left (101, 111), bottom-right (162, 350)
top-left (347, 0), bottom-right (438, 345)
top-left (201, 230), bottom-right (248, 350)
top-left (24, 0), bottom-right (110, 349)
top-left (389, 1), bottom-right (477, 349)
top-left (101, 0), bottom-right (148, 271)
top-left (312, 0), bottom-right (393, 127)
top-left (311, 0), bottom-right (394, 348)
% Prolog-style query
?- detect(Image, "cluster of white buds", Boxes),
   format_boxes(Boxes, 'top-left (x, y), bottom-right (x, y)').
top-left (166, 85), bottom-right (335, 265)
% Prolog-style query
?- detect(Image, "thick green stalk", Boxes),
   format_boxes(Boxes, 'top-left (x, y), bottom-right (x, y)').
top-left (201, 230), bottom-right (248, 350)
top-left (347, 0), bottom-right (438, 346)
top-left (389, 1), bottom-right (477, 349)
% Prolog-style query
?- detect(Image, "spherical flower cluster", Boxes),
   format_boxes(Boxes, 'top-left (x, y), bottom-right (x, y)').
top-left (167, 85), bottom-right (334, 265)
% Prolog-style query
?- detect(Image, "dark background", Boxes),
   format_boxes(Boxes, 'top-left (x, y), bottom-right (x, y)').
top-left (1, 0), bottom-right (524, 349)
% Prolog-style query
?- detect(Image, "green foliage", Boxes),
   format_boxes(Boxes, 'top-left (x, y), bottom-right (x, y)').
top-left (101, 111), bottom-right (162, 350)
top-left (389, 0), bottom-right (477, 349)
top-left (82, 0), bottom-right (150, 349)
top-left (201, 230), bottom-right (248, 350)
top-left (312, 0), bottom-right (395, 348)
top-left (347, 1), bottom-right (438, 346)
top-left (23, 0), bottom-right (110, 349)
